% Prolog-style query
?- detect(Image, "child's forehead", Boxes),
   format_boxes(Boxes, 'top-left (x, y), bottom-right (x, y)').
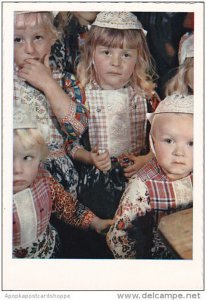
top-left (155, 113), bottom-right (193, 123)
top-left (153, 113), bottom-right (193, 131)
top-left (14, 13), bottom-right (49, 30)
top-left (92, 27), bottom-right (140, 49)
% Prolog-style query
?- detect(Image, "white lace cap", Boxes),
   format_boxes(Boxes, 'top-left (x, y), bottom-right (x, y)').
top-left (147, 93), bottom-right (193, 123)
top-left (178, 33), bottom-right (194, 65)
top-left (14, 104), bottom-right (37, 129)
top-left (14, 11), bottom-right (58, 18)
top-left (13, 104), bottom-right (49, 141)
top-left (92, 11), bottom-right (147, 35)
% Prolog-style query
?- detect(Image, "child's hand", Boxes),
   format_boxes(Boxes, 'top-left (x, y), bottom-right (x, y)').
top-left (18, 55), bottom-right (53, 92)
top-left (123, 154), bottom-right (146, 178)
top-left (90, 146), bottom-right (111, 172)
top-left (123, 152), bottom-right (153, 178)
top-left (91, 216), bottom-right (114, 235)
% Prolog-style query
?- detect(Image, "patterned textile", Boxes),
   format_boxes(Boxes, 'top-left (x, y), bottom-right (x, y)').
top-left (13, 224), bottom-right (58, 259)
top-left (44, 148), bottom-right (78, 197)
top-left (106, 157), bottom-right (193, 259)
top-left (62, 72), bottom-right (88, 145)
top-left (13, 59), bottom-right (88, 196)
top-left (13, 167), bottom-right (95, 258)
top-left (49, 39), bottom-right (66, 73)
top-left (85, 84), bottom-right (147, 157)
top-left (59, 17), bottom-right (89, 74)
top-left (75, 82), bottom-right (154, 219)
top-left (76, 159), bottom-right (127, 219)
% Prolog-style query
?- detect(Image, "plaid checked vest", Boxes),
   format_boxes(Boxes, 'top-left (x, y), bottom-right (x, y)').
top-left (137, 158), bottom-right (193, 223)
top-left (85, 85), bottom-right (147, 157)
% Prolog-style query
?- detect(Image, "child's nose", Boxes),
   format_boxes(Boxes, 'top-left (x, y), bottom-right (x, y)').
top-left (13, 159), bottom-right (23, 174)
top-left (173, 145), bottom-right (184, 156)
top-left (25, 41), bottom-right (35, 55)
top-left (111, 54), bottom-right (121, 66)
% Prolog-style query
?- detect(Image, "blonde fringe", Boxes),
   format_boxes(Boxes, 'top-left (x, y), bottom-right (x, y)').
top-left (14, 129), bottom-right (49, 161)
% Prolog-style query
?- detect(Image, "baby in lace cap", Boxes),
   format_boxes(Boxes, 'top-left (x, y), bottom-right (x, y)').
top-left (107, 93), bottom-right (193, 259)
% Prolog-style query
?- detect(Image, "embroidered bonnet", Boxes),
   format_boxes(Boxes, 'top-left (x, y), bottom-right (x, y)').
top-left (147, 93), bottom-right (193, 124)
top-left (178, 33), bottom-right (194, 65)
top-left (92, 11), bottom-right (147, 35)
top-left (154, 93), bottom-right (193, 115)
top-left (14, 104), bottom-right (49, 140)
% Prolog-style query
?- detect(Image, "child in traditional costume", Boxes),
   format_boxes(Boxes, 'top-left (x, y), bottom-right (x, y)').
top-left (106, 93), bottom-right (193, 259)
top-left (14, 11), bottom-right (87, 196)
top-left (165, 32), bottom-right (194, 95)
top-left (73, 11), bottom-right (160, 219)
top-left (13, 104), bottom-right (113, 258)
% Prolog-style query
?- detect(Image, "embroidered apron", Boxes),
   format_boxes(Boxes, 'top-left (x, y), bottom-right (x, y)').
top-left (13, 180), bottom-right (58, 258)
top-left (85, 86), bottom-right (147, 157)
top-left (76, 86), bottom-right (148, 219)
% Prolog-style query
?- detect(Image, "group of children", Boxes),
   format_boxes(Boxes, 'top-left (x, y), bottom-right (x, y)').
top-left (13, 10), bottom-right (194, 259)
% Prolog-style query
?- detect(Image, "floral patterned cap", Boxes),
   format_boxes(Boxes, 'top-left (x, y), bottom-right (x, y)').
top-left (92, 11), bottom-right (147, 35)
top-left (13, 104), bottom-right (49, 140)
top-left (147, 93), bottom-right (193, 123)
top-left (178, 32), bottom-right (194, 65)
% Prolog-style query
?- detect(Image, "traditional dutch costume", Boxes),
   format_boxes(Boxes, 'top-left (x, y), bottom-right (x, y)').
top-left (14, 40), bottom-right (87, 197)
top-left (13, 167), bottom-right (94, 258)
top-left (106, 157), bottom-right (193, 258)
top-left (72, 12), bottom-right (159, 220)
top-left (75, 82), bottom-right (153, 219)
top-left (107, 93), bottom-right (194, 259)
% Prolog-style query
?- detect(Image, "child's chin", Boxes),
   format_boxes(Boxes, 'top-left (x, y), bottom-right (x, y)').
top-left (13, 186), bottom-right (26, 194)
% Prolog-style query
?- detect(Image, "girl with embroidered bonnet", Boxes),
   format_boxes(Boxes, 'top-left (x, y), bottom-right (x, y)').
top-left (165, 32), bottom-right (194, 95)
top-left (73, 11), bottom-right (160, 220)
top-left (13, 104), bottom-right (113, 258)
top-left (106, 94), bottom-right (193, 259)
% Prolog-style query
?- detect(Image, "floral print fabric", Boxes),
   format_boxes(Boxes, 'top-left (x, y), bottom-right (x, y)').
top-left (107, 157), bottom-right (193, 259)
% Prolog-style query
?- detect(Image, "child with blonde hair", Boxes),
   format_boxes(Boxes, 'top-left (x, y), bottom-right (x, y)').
top-left (165, 32), bottom-right (194, 95)
top-left (14, 11), bottom-right (88, 196)
top-left (13, 104), bottom-right (113, 258)
top-left (14, 11), bottom-right (114, 258)
top-left (106, 93), bottom-right (193, 259)
top-left (73, 11), bottom-right (159, 219)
